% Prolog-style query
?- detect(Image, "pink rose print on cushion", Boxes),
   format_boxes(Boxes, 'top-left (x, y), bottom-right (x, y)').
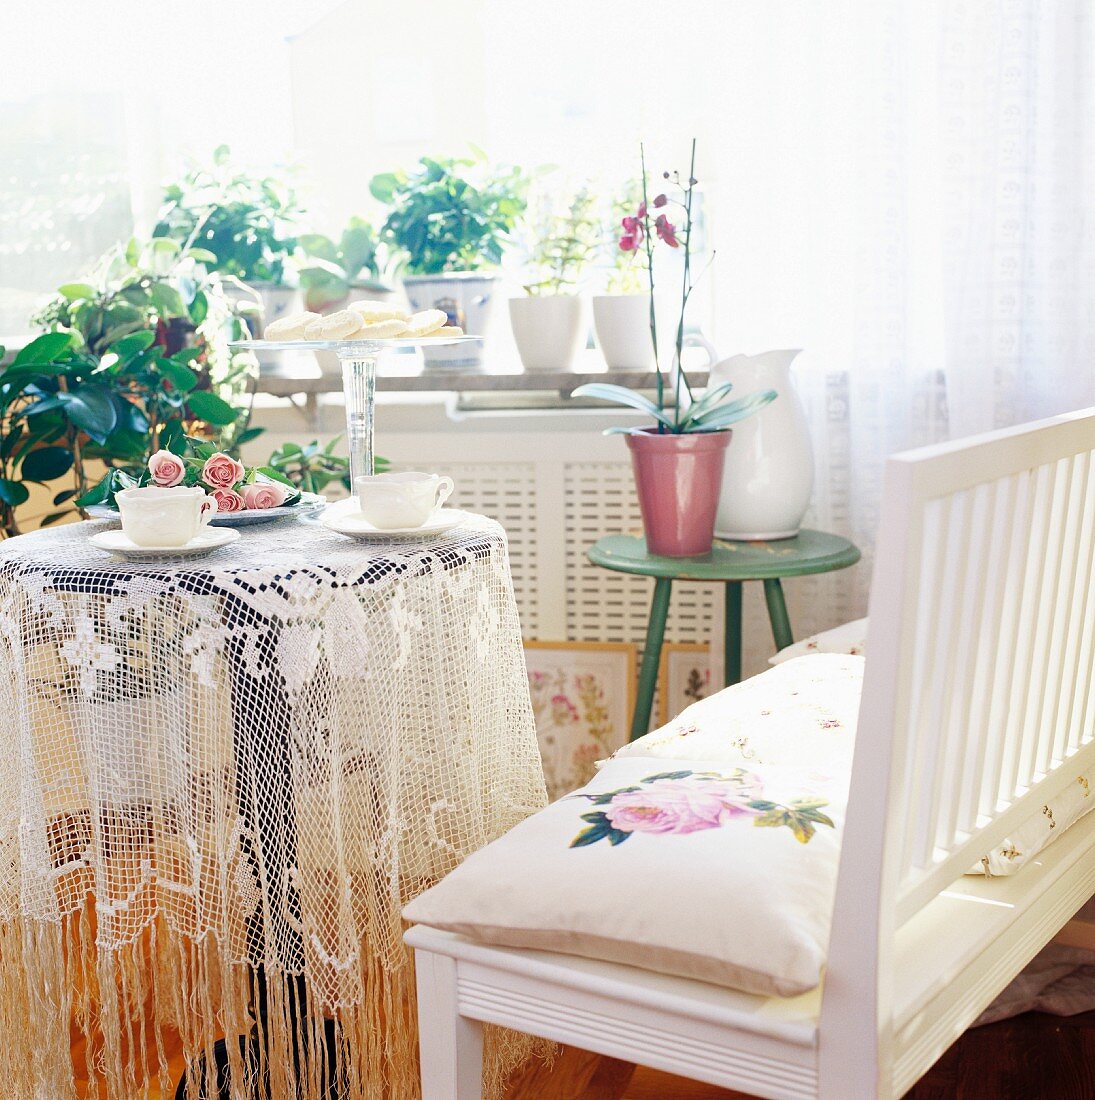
top-left (240, 482), bottom-right (288, 510)
top-left (604, 777), bottom-right (763, 836)
top-left (569, 769), bottom-right (834, 848)
top-left (147, 449), bottom-right (186, 487)
top-left (210, 487), bottom-right (245, 513)
top-left (201, 452), bottom-right (246, 490)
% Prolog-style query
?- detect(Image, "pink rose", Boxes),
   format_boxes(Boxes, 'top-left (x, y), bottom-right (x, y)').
top-left (210, 487), bottom-right (244, 513)
top-left (201, 452), bottom-right (246, 490)
top-left (148, 449), bottom-right (186, 487)
top-left (240, 482), bottom-right (288, 510)
top-left (604, 776), bottom-right (763, 836)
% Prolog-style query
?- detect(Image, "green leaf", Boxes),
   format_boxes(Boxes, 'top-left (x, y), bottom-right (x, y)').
top-left (186, 390), bottom-right (239, 426)
top-left (149, 282), bottom-right (187, 318)
top-left (12, 332), bottom-right (72, 367)
top-left (158, 359), bottom-right (199, 393)
top-left (570, 383), bottom-right (674, 427)
top-left (677, 381), bottom-right (736, 429)
top-left (20, 446), bottom-right (74, 482)
top-left (39, 510), bottom-right (73, 528)
top-left (688, 390), bottom-right (778, 432)
top-left (74, 470), bottom-right (120, 508)
top-left (187, 247), bottom-right (217, 264)
top-left (255, 465), bottom-right (295, 488)
top-left (0, 424), bottom-right (23, 461)
top-left (369, 172), bottom-right (402, 203)
top-left (235, 427), bottom-right (265, 446)
top-left (640, 771), bottom-right (695, 783)
top-left (53, 488), bottom-right (78, 505)
top-left (109, 330), bottom-right (157, 366)
top-left (58, 283), bottom-right (96, 301)
top-left (58, 384), bottom-right (118, 443)
top-left (0, 479), bottom-right (29, 506)
top-left (188, 290), bottom-right (208, 326)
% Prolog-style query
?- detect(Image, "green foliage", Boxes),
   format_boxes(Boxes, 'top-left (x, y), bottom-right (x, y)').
top-left (575, 380), bottom-right (778, 436)
top-left (266, 436), bottom-right (389, 496)
top-left (370, 154), bottom-right (529, 275)
top-left (297, 218), bottom-right (391, 311)
top-left (522, 185), bottom-right (601, 296)
top-left (2, 240), bottom-right (258, 536)
top-left (153, 145), bottom-right (302, 285)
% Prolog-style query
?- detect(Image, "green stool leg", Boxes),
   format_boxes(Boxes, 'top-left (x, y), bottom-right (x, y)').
top-left (724, 581), bottom-right (743, 687)
top-left (764, 577), bottom-right (794, 652)
top-left (631, 577), bottom-right (672, 740)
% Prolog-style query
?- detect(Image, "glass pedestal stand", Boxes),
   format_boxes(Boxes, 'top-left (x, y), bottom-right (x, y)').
top-left (229, 335), bottom-right (478, 488)
top-left (338, 347), bottom-right (378, 482)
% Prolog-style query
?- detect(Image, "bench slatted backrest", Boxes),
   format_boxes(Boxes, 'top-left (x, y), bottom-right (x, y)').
top-left (874, 413), bottom-right (1095, 921)
top-left (821, 409), bottom-right (1095, 1093)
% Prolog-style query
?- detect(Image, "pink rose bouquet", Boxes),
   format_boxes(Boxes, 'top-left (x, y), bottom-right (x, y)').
top-left (210, 487), bottom-right (245, 513)
top-left (147, 449), bottom-right (186, 487)
top-left (201, 452), bottom-right (247, 490)
top-left (240, 483), bottom-right (288, 510)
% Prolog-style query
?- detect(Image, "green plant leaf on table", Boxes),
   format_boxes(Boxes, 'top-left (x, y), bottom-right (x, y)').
top-left (58, 384), bottom-right (118, 444)
top-left (20, 446), bottom-right (74, 483)
top-left (0, 480), bottom-right (30, 507)
top-left (186, 390), bottom-right (240, 427)
top-left (571, 383), bottom-right (676, 428)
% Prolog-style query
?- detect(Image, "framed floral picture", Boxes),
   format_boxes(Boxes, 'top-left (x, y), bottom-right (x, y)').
top-left (524, 641), bottom-right (636, 801)
top-left (658, 642), bottom-right (712, 725)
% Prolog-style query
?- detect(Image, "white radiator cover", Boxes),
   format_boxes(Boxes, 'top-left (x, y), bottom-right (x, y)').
top-left (246, 400), bottom-right (859, 701)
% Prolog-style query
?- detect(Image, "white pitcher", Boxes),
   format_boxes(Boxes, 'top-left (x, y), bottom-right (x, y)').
top-left (709, 349), bottom-right (814, 540)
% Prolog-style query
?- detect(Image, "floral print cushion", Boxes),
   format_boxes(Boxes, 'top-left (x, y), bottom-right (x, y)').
top-left (404, 743), bottom-right (851, 997)
top-left (768, 616), bottom-right (870, 665)
top-left (610, 653), bottom-right (864, 777)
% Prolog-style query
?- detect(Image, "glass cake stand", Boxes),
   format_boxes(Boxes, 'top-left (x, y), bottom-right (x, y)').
top-left (231, 336), bottom-right (479, 483)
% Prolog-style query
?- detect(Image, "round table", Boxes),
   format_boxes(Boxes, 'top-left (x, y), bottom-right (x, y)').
top-left (587, 530), bottom-right (861, 740)
top-left (0, 514), bottom-right (546, 1100)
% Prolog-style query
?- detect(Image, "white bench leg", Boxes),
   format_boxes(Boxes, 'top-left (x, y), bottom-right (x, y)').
top-left (414, 948), bottom-right (484, 1100)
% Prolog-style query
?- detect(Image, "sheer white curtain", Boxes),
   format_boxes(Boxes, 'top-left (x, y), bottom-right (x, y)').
top-left (706, 0), bottom-right (1095, 673)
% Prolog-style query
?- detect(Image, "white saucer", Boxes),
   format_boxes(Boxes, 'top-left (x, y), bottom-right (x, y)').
top-left (320, 502), bottom-right (471, 540)
top-left (89, 527), bottom-right (240, 560)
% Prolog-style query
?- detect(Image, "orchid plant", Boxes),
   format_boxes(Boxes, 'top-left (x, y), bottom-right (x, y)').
top-left (574, 141), bottom-right (776, 435)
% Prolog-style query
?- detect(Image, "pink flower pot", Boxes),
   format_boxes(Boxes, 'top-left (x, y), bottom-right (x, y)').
top-left (625, 428), bottom-right (732, 557)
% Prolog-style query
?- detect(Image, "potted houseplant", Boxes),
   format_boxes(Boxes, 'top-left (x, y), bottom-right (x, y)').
top-left (592, 179), bottom-right (656, 370)
top-left (153, 145), bottom-right (303, 335)
top-left (297, 218), bottom-right (393, 313)
top-left (370, 153), bottom-right (528, 364)
top-left (509, 185), bottom-right (599, 372)
top-left (0, 237), bottom-right (258, 536)
top-left (573, 142), bottom-right (777, 558)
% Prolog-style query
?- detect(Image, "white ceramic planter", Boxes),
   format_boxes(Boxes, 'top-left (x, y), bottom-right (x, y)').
top-left (508, 294), bottom-right (586, 372)
top-left (592, 294), bottom-right (654, 370)
top-left (403, 272), bottom-right (498, 368)
top-left (710, 349), bottom-right (815, 541)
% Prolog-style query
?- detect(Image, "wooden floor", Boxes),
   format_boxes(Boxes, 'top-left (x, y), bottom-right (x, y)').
top-left (505, 1010), bottom-right (1095, 1099)
top-left (77, 1008), bottom-right (1095, 1098)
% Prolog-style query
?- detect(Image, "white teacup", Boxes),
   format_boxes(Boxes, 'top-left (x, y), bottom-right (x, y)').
top-left (115, 486), bottom-right (218, 548)
top-left (354, 471), bottom-right (455, 530)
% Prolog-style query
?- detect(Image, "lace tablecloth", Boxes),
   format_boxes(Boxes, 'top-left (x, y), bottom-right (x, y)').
top-left (0, 515), bottom-right (546, 1099)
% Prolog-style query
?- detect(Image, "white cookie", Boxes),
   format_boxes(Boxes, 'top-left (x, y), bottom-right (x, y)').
top-left (348, 299), bottom-right (409, 323)
top-left (264, 312), bottom-right (320, 341)
top-left (404, 309), bottom-right (449, 337)
top-left (304, 309), bottom-right (363, 340)
top-left (415, 325), bottom-right (465, 338)
top-left (352, 318), bottom-right (409, 339)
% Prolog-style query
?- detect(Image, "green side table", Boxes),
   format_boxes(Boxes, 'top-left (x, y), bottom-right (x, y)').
top-left (587, 530), bottom-right (861, 741)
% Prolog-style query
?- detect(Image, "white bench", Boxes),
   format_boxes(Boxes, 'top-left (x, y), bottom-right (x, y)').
top-left (406, 407), bottom-right (1095, 1099)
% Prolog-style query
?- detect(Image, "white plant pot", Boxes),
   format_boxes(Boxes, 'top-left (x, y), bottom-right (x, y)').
top-left (403, 272), bottom-right (498, 368)
top-left (592, 294), bottom-right (654, 370)
top-left (710, 349), bottom-right (815, 541)
top-left (508, 294), bottom-right (586, 372)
